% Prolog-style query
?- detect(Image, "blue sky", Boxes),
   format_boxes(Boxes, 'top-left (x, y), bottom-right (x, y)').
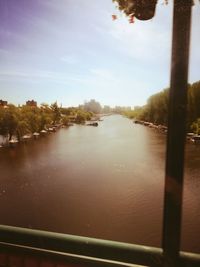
top-left (0, 0), bottom-right (199, 107)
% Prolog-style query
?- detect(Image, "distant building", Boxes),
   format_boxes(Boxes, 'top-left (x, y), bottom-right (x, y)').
top-left (26, 100), bottom-right (37, 107)
top-left (0, 100), bottom-right (8, 107)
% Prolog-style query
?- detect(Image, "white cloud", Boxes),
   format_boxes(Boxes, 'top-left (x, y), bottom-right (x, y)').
top-left (61, 55), bottom-right (78, 64)
top-left (109, 17), bottom-right (171, 65)
top-left (91, 0), bottom-right (173, 68)
top-left (0, 69), bottom-right (87, 85)
top-left (90, 68), bottom-right (115, 81)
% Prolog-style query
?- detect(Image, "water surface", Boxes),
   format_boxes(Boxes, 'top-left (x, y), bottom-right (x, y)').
top-left (0, 115), bottom-right (199, 252)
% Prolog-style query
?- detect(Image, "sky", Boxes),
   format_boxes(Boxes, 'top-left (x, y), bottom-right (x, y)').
top-left (0, 0), bottom-right (199, 108)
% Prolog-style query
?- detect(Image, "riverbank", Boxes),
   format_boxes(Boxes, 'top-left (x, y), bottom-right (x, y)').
top-left (0, 123), bottom-right (64, 148)
top-left (0, 102), bottom-right (98, 146)
top-left (132, 119), bottom-right (200, 144)
top-left (0, 114), bottom-right (105, 148)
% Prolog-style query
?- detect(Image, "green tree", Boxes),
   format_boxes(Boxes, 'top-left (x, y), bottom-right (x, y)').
top-left (75, 111), bottom-right (86, 124)
top-left (51, 102), bottom-right (61, 124)
top-left (0, 105), bottom-right (19, 140)
top-left (187, 81), bottom-right (200, 129)
top-left (20, 105), bottom-right (40, 133)
top-left (0, 107), bottom-right (9, 138)
top-left (62, 115), bottom-right (69, 126)
top-left (16, 120), bottom-right (29, 141)
top-left (145, 89), bottom-right (169, 125)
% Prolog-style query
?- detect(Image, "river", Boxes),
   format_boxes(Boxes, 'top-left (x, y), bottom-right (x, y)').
top-left (0, 115), bottom-right (199, 253)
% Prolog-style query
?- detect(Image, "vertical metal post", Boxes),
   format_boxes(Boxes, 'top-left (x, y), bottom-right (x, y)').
top-left (162, 1), bottom-right (192, 267)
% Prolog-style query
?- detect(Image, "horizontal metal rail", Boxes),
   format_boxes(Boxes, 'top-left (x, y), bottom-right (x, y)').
top-left (0, 225), bottom-right (161, 267)
top-left (0, 225), bottom-right (200, 267)
top-left (0, 243), bottom-right (138, 267)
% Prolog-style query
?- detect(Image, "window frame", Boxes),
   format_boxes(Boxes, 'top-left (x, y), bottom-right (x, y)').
top-left (0, 1), bottom-right (200, 266)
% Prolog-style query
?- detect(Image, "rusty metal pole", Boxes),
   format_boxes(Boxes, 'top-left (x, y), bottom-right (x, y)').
top-left (162, 1), bottom-right (192, 267)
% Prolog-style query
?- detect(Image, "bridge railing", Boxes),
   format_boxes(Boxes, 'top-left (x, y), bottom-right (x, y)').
top-left (0, 224), bottom-right (200, 267)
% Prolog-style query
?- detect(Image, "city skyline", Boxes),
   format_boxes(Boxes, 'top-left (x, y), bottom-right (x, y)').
top-left (0, 0), bottom-right (200, 107)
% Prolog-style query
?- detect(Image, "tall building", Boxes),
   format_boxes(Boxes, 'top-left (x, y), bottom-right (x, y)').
top-left (0, 99), bottom-right (8, 107)
top-left (26, 100), bottom-right (37, 107)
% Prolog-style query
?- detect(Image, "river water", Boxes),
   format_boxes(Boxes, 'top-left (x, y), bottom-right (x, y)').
top-left (0, 115), bottom-right (199, 253)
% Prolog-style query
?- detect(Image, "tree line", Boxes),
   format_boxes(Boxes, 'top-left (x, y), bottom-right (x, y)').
top-left (0, 102), bottom-right (93, 142)
top-left (124, 80), bottom-right (200, 134)
top-left (0, 98), bottom-right (132, 142)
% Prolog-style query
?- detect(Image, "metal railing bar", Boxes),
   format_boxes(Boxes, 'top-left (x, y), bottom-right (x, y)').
top-left (0, 242), bottom-right (142, 267)
top-left (162, 0), bottom-right (192, 266)
top-left (1, 225), bottom-right (200, 267)
top-left (180, 251), bottom-right (200, 267)
top-left (1, 243), bottom-right (200, 267)
top-left (0, 225), bottom-right (162, 267)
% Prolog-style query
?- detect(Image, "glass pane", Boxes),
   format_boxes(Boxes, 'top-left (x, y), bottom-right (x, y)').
top-left (0, 0), bottom-right (199, 256)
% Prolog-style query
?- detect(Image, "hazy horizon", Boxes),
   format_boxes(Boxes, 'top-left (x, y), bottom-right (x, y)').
top-left (2, 98), bottom-right (134, 109)
top-left (0, 0), bottom-right (200, 107)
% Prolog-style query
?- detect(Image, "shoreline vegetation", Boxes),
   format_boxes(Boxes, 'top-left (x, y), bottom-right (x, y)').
top-left (0, 99), bottom-right (127, 148)
top-left (1, 80), bottom-right (200, 147)
top-left (130, 119), bottom-right (200, 144)
top-left (123, 80), bottom-right (200, 143)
